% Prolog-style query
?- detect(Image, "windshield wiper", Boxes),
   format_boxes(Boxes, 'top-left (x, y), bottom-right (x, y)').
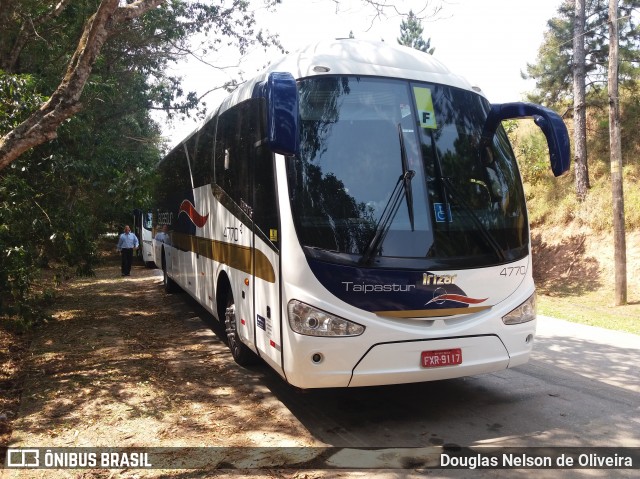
top-left (398, 123), bottom-right (415, 232)
top-left (359, 169), bottom-right (415, 265)
top-left (360, 125), bottom-right (416, 265)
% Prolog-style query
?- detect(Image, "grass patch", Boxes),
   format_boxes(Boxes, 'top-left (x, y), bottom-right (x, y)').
top-left (538, 294), bottom-right (640, 335)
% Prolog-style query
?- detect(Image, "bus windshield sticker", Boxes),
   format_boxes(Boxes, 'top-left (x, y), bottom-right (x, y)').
top-left (413, 87), bottom-right (437, 129)
top-left (433, 203), bottom-right (452, 223)
top-left (400, 103), bottom-right (411, 119)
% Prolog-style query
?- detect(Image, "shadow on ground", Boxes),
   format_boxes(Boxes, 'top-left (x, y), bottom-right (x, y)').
top-left (5, 256), bottom-right (639, 477)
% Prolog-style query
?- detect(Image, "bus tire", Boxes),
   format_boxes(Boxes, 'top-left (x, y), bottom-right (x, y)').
top-left (223, 291), bottom-right (257, 367)
top-left (162, 251), bottom-right (179, 294)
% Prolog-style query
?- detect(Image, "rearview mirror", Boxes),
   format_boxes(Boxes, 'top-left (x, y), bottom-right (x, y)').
top-left (481, 102), bottom-right (570, 177)
top-left (263, 72), bottom-right (299, 156)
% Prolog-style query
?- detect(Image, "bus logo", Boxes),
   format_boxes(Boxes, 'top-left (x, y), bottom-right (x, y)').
top-left (178, 200), bottom-right (209, 228)
top-left (425, 293), bottom-right (487, 307)
top-left (423, 273), bottom-right (457, 285)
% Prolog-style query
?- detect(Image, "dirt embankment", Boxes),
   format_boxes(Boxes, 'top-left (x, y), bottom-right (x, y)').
top-left (532, 228), bottom-right (640, 302)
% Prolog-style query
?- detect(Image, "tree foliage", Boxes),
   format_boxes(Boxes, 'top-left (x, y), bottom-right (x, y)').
top-left (0, 71), bottom-right (46, 132)
top-left (522, 0), bottom-right (640, 205)
top-left (397, 10), bottom-right (435, 54)
top-left (0, 0), bottom-right (284, 170)
top-left (0, 0), bottom-right (282, 322)
top-left (525, 0), bottom-right (640, 106)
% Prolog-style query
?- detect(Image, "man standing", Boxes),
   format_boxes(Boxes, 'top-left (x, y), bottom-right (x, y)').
top-left (117, 225), bottom-right (139, 276)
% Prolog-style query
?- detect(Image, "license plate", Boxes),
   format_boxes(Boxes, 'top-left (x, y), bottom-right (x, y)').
top-left (421, 348), bottom-right (462, 368)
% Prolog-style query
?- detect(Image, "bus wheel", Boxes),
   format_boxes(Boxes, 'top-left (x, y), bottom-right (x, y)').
top-left (162, 252), bottom-right (178, 294)
top-left (224, 295), bottom-right (256, 366)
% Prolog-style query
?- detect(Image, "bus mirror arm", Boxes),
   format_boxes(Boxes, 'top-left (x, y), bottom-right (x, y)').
top-left (480, 102), bottom-right (571, 177)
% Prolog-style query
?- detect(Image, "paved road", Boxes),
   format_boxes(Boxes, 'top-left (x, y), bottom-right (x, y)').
top-left (254, 314), bottom-right (640, 477)
top-left (261, 315), bottom-right (639, 444)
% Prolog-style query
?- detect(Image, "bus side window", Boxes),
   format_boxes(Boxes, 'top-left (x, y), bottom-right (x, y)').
top-left (156, 144), bottom-right (192, 216)
top-left (214, 108), bottom-right (237, 198)
top-left (214, 101), bottom-right (253, 211)
top-left (252, 100), bottom-right (279, 248)
top-left (194, 120), bottom-right (214, 187)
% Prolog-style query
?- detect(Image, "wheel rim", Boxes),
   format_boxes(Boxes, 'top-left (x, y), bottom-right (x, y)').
top-left (225, 304), bottom-right (240, 354)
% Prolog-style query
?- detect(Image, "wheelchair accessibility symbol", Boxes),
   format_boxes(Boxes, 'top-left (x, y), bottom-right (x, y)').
top-left (434, 203), bottom-right (452, 223)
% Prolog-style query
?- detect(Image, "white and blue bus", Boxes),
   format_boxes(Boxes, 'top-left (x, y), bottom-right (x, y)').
top-left (132, 208), bottom-right (154, 267)
top-left (148, 39), bottom-right (569, 389)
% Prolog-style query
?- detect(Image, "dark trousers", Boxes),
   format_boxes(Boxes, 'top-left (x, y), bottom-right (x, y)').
top-left (121, 248), bottom-right (134, 275)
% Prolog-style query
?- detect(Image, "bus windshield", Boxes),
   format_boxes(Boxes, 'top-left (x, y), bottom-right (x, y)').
top-left (286, 76), bottom-right (528, 268)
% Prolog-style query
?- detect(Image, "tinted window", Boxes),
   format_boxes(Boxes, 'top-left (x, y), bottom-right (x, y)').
top-left (287, 76), bottom-right (528, 268)
top-left (213, 99), bottom-right (278, 249)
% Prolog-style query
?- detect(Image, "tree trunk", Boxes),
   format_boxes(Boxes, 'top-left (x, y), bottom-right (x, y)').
top-left (0, 0), bottom-right (165, 171)
top-left (608, 0), bottom-right (627, 306)
top-left (573, 0), bottom-right (590, 201)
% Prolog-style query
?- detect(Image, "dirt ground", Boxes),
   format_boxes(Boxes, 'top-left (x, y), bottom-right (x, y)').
top-left (0, 254), bottom-right (357, 478)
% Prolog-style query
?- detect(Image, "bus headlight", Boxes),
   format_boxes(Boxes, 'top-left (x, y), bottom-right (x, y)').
top-left (288, 300), bottom-right (365, 337)
top-left (502, 294), bottom-right (536, 325)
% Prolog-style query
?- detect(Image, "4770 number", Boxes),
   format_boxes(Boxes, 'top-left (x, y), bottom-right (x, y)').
top-left (500, 266), bottom-right (527, 277)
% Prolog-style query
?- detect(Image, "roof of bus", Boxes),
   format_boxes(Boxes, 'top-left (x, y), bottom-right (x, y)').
top-left (216, 38), bottom-right (482, 116)
top-left (271, 39), bottom-right (473, 86)
top-left (164, 39), bottom-right (485, 153)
